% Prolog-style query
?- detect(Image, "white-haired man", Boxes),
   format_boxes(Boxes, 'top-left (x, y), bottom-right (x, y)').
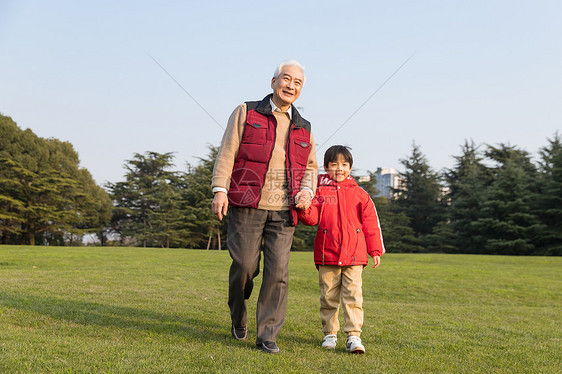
top-left (212, 60), bottom-right (317, 353)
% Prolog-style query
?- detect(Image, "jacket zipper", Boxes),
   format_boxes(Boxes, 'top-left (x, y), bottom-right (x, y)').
top-left (337, 183), bottom-right (343, 265)
top-left (322, 229), bottom-right (327, 265)
top-left (319, 201), bottom-right (326, 265)
top-left (351, 228), bottom-right (360, 265)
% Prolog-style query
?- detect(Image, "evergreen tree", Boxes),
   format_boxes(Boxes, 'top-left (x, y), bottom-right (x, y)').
top-left (448, 163), bottom-right (489, 253)
top-left (392, 143), bottom-right (444, 249)
top-left (149, 172), bottom-right (185, 248)
top-left (473, 146), bottom-right (539, 255)
top-left (485, 143), bottom-right (537, 176)
top-left (376, 197), bottom-right (422, 252)
top-left (534, 133), bottom-right (562, 255)
top-left (75, 169), bottom-right (113, 245)
top-left (443, 141), bottom-right (490, 253)
top-left (179, 146), bottom-right (227, 249)
top-left (106, 179), bottom-right (136, 245)
top-left (106, 147), bottom-right (227, 249)
top-left (0, 114), bottom-right (111, 245)
top-left (0, 158), bottom-right (28, 242)
top-left (107, 152), bottom-right (179, 247)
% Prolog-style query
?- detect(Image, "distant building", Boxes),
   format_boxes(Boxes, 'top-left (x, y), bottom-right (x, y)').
top-left (375, 168), bottom-right (401, 199)
top-left (357, 175), bottom-right (371, 183)
top-left (353, 168), bottom-right (402, 200)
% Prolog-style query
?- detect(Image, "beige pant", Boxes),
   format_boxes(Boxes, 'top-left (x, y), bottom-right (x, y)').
top-left (318, 265), bottom-right (363, 337)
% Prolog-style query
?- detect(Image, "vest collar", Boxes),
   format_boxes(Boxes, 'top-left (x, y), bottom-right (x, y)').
top-left (255, 94), bottom-right (309, 129)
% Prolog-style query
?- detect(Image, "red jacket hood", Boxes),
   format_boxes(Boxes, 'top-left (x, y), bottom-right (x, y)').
top-left (318, 174), bottom-right (357, 187)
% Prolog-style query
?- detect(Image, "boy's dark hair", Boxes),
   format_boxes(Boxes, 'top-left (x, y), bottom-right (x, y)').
top-left (324, 145), bottom-right (353, 168)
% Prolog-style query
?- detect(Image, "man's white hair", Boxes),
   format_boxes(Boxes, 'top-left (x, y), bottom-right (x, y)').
top-left (273, 59), bottom-right (306, 85)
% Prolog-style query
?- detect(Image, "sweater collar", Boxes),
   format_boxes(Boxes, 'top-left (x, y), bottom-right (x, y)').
top-left (256, 94), bottom-right (308, 129)
top-left (269, 98), bottom-right (292, 120)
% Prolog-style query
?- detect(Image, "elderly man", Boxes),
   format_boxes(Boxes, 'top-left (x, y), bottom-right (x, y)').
top-left (211, 60), bottom-right (317, 353)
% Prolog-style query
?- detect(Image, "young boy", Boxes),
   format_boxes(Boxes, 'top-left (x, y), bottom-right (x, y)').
top-left (297, 145), bottom-right (385, 354)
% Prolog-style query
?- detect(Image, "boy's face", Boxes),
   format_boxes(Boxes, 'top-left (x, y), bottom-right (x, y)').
top-left (325, 154), bottom-right (352, 183)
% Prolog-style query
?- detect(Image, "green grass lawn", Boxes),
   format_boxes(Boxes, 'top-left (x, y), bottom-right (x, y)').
top-left (1, 246), bottom-right (560, 373)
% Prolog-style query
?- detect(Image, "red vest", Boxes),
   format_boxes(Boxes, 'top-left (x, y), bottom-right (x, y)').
top-left (228, 95), bottom-right (312, 225)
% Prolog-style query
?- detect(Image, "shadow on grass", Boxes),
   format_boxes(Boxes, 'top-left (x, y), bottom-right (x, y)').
top-left (0, 291), bottom-right (319, 349)
top-left (0, 291), bottom-right (247, 347)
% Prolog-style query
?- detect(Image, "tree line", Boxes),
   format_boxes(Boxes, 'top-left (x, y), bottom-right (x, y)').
top-left (388, 138), bottom-right (562, 256)
top-left (0, 114), bottom-right (112, 245)
top-left (1, 113), bottom-right (560, 255)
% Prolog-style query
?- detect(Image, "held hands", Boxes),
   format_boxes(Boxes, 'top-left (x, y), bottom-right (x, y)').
top-left (212, 191), bottom-right (228, 221)
top-left (371, 255), bottom-right (381, 268)
top-left (295, 189), bottom-right (313, 210)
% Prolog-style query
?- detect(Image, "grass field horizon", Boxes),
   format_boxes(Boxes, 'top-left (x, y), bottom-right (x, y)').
top-left (1, 246), bottom-right (560, 373)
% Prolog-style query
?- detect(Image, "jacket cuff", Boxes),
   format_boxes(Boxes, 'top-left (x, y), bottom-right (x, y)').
top-left (212, 187), bottom-right (228, 194)
top-left (300, 187), bottom-right (313, 196)
top-left (368, 248), bottom-right (384, 257)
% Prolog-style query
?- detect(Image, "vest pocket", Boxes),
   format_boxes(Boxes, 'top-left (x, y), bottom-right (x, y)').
top-left (241, 122), bottom-right (267, 145)
top-left (291, 138), bottom-right (310, 166)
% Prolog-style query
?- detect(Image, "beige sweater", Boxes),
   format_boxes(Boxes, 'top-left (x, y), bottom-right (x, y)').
top-left (212, 103), bottom-right (317, 210)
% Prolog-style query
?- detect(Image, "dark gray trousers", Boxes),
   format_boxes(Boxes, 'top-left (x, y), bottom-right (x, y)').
top-left (227, 207), bottom-right (295, 343)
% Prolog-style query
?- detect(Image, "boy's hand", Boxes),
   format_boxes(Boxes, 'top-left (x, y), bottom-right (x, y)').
top-left (371, 256), bottom-right (381, 268)
top-left (295, 190), bottom-right (312, 210)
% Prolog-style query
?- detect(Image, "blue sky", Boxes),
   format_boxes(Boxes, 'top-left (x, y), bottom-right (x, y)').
top-left (1, 0), bottom-right (561, 184)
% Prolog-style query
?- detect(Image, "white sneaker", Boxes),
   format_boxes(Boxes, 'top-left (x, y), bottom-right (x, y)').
top-left (346, 336), bottom-right (365, 354)
top-left (322, 334), bottom-right (337, 349)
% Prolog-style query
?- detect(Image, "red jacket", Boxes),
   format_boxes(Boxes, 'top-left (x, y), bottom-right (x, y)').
top-left (298, 174), bottom-right (386, 266)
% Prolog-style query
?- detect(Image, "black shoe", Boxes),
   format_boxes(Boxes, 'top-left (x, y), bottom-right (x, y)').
top-left (256, 341), bottom-right (280, 354)
top-left (231, 325), bottom-right (247, 341)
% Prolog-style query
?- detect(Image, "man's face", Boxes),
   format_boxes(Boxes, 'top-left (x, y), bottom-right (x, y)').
top-left (271, 65), bottom-right (304, 110)
top-left (325, 154), bottom-right (352, 183)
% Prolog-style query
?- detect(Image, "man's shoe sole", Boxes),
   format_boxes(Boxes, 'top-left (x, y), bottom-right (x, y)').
top-left (256, 342), bottom-right (280, 354)
top-left (231, 325), bottom-right (247, 341)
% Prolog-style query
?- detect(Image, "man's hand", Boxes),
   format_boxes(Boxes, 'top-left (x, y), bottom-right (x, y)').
top-left (212, 191), bottom-right (228, 221)
top-left (295, 189), bottom-right (312, 210)
top-left (371, 255), bottom-right (381, 268)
